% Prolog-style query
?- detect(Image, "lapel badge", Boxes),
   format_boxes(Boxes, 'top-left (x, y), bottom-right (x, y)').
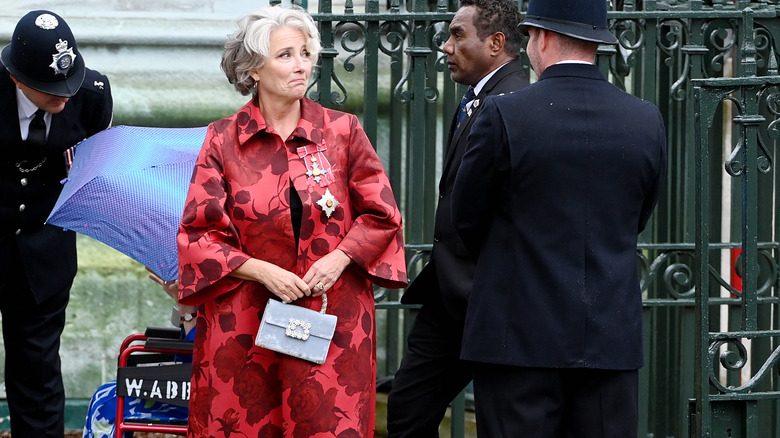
top-left (316, 188), bottom-right (340, 218)
top-left (466, 99), bottom-right (480, 118)
top-left (49, 39), bottom-right (77, 76)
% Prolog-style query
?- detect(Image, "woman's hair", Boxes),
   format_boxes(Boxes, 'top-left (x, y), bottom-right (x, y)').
top-left (221, 5), bottom-right (321, 96)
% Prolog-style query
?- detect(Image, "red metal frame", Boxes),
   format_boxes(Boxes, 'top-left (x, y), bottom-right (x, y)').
top-left (114, 333), bottom-right (191, 437)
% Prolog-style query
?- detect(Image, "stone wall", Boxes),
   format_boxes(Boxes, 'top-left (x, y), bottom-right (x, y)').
top-left (1, 1), bottom-right (276, 127)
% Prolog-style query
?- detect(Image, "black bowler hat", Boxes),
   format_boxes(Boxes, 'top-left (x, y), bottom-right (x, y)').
top-left (519, 0), bottom-right (618, 45)
top-left (1, 10), bottom-right (86, 97)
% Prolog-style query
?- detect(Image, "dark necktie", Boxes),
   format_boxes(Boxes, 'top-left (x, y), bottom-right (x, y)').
top-left (16, 109), bottom-right (48, 173)
top-left (455, 87), bottom-right (476, 127)
top-left (27, 109), bottom-right (47, 146)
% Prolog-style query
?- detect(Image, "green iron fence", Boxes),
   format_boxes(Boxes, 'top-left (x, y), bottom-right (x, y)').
top-left (691, 7), bottom-right (780, 437)
top-left (291, 0), bottom-right (780, 436)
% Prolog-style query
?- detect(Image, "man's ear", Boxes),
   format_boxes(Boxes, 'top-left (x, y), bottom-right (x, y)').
top-left (9, 74), bottom-right (21, 88)
top-left (489, 32), bottom-right (506, 56)
top-left (541, 29), bottom-right (551, 47)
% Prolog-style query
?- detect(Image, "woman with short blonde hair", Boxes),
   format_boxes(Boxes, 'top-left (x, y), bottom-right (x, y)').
top-left (222, 6), bottom-right (321, 96)
top-left (178, 5), bottom-right (407, 437)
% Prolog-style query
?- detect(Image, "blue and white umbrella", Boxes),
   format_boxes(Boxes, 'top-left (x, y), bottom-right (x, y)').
top-left (47, 125), bottom-right (206, 281)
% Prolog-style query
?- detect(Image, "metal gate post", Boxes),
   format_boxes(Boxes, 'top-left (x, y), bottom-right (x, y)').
top-left (692, 8), bottom-right (780, 437)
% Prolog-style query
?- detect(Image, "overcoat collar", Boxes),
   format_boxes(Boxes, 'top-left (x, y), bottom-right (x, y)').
top-left (236, 97), bottom-right (324, 146)
top-left (443, 60), bottom-right (526, 170)
top-left (537, 62), bottom-right (606, 82)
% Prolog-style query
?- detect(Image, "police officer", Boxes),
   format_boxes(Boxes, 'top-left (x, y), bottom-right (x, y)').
top-left (0, 10), bottom-right (113, 436)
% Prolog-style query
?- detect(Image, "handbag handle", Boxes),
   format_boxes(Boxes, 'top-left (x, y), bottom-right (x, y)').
top-left (281, 293), bottom-right (328, 314)
top-left (319, 293), bottom-right (328, 314)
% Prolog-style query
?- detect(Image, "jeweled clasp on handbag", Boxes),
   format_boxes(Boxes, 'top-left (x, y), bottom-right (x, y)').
top-left (286, 319), bottom-right (312, 340)
top-left (283, 294), bottom-right (328, 341)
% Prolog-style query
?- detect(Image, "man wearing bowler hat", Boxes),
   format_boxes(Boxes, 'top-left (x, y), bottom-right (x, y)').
top-left (0, 10), bottom-right (112, 436)
top-left (452, 0), bottom-right (666, 436)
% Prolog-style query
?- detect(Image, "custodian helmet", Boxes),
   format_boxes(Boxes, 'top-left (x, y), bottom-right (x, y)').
top-left (1, 10), bottom-right (87, 97)
top-left (519, 0), bottom-right (618, 45)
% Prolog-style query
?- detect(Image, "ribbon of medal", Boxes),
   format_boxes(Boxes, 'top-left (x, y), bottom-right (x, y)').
top-left (297, 140), bottom-right (340, 217)
top-left (297, 140), bottom-right (336, 188)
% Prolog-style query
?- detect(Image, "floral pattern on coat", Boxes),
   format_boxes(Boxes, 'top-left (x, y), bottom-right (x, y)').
top-left (178, 97), bottom-right (407, 437)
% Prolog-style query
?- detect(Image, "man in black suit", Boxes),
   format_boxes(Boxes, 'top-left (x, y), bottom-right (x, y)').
top-left (386, 0), bottom-right (528, 435)
top-left (0, 10), bottom-right (113, 437)
top-left (452, 1), bottom-right (666, 436)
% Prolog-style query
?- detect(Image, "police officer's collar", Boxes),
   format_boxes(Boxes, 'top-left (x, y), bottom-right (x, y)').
top-left (15, 87), bottom-right (41, 121)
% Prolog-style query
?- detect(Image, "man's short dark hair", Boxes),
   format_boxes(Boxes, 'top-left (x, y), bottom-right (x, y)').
top-left (460, 0), bottom-right (524, 58)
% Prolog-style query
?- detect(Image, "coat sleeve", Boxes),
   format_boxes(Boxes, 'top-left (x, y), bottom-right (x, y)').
top-left (451, 97), bottom-right (505, 262)
top-left (82, 69), bottom-right (114, 135)
top-left (336, 116), bottom-right (408, 289)
top-left (177, 122), bottom-right (251, 306)
top-left (637, 106), bottom-right (667, 233)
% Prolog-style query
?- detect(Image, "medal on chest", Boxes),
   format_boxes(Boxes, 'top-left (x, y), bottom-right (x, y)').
top-left (297, 140), bottom-right (340, 218)
top-left (297, 140), bottom-right (336, 187)
top-left (316, 188), bottom-right (340, 218)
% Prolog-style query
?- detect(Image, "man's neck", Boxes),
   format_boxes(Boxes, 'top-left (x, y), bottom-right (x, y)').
top-left (474, 59), bottom-right (514, 94)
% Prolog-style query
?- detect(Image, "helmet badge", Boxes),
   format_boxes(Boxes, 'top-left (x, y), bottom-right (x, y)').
top-left (35, 13), bottom-right (59, 30)
top-left (49, 39), bottom-right (77, 76)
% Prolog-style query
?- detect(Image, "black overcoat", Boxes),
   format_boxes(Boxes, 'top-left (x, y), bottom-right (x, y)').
top-left (453, 63), bottom-right (666, 369)
top-left (401, 60), bottom-right (529, 320)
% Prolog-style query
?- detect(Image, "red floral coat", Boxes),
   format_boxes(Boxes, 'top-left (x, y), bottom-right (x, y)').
top-left (177, 97), bottom-right (407, 438)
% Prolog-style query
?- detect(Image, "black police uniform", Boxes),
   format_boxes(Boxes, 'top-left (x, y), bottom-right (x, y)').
top-left (0, 10), bottom-right (113, 436)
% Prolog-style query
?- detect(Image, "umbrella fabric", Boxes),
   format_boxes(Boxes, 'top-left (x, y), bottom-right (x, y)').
top-left (47, 125), bottom-right (207, 281)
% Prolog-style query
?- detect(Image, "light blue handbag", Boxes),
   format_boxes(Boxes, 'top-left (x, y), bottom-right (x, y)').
top-left (255, 294), bottom-right (337, 364)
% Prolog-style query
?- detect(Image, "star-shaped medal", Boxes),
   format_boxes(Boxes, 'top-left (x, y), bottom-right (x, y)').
top-left (316, 188), bottom-right (340, 218)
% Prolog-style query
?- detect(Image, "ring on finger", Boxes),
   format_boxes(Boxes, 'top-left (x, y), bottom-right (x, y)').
top-left (316, 282), bottom-right (325, 290)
